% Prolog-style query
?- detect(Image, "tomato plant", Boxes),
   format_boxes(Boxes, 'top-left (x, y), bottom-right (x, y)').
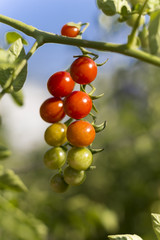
top-left (70, 56), bottom-right (97, 84)
top-left (44, 123), bottom-right (67, 146)
top-left (47, 71), bottom-right (75, 98)
top-left (43, 147), bottom-right (66, 169)
top-left (39, 97), bottom-right (66, 123)
top-left (50, 173), bottom-right (69, 193)
top-left (67, 120), bottom-right (96, 147)
top-left (67, 147), bottom-right (93, 170)
top-left (63, 166), bottom-right (86, 185)
top-left (63, 91), bottom-right (92, 119)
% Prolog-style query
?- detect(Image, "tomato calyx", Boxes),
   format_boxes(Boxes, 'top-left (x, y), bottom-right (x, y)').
top-left (92, 120), bottom-right (107, 133)
top-left (80, 84), bottom-right (104, 100)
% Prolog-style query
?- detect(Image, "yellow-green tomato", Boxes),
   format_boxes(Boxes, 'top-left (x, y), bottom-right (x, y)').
top-left (67, 147), bottom-right (93, 170)
top-left (126, 13), bottom-right (145, 27)
top-left (64, 166), bottom-right (86, 186)
top-left (43, 147), bottom-right (66, 170)
top-left (50, 173), bottom-right (69, 193)
top-left (44, 123), bottom-right (67, 146)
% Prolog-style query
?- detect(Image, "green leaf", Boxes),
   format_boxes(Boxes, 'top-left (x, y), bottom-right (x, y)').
top-left (151, 213), bottom-right (160, 240)
top-left (0, 165), bottom-right (27, 192)
top-left (108, 234), bottom-right (143, 240)
top-left (148, 10), bottom-right (160, 54)
top-left (10, 89), bottom-right (24, 106)
top-left (97, 0), bottom-right (131, 16)
top-left (0, 145), bottom-right (11, 160)
top-left (147, 0), bottom-right (160, 12)
top-left (0, 195), bottom-right (48, 240)
top-left (0, 39), bottom-right (27, 91)
top-left (6, 32), bottom-right (28, 45)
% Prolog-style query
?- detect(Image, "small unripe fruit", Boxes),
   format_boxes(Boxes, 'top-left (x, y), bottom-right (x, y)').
top-left (50, 174), bottom-right (69, 193)
top-left (64, 166), bottom-right (86, 186)
top-left (126, 14), bottom-right (145, 27)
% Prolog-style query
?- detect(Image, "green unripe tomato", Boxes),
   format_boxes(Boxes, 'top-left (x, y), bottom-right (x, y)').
top-left (50, 173), bottom-right (69, 193)
top-left (43, 147), bottom-right (66, 170)
top-left (44, 123), bottom-right (67, 146)
top-left (126, 14), bottom-right (145, 27)
top-left (64, 166), bottom-right (86, 186)
top-left (67, 147), bottom-right (93, 170)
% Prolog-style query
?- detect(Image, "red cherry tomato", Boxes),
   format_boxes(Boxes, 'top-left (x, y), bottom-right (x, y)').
top-left (63, 91), bottom-right (92, 119)
top-left (70, 56), bottom-right (97, 84)
top-left (47, 71), bottom-right (75, 98)
top-left (61, 24), bottom-right (80, 37)
top-left (40, 97), bottom-right (65, 123)
top-left (67, 120), bottom-right (95, 147)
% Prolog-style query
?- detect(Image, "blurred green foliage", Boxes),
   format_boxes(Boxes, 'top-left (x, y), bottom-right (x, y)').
top-left (1, 61), bottom-right (160, 240)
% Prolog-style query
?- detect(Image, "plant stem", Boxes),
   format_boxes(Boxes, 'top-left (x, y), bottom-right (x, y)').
top-left (0, 14), bottom-right (160, 67)
top-left (127, 0), bottom-right (149, 48)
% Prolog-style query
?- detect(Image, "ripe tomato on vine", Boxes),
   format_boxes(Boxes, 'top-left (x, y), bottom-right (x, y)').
top-left (61, 24), bottom-right (80, 37)
top-left (40, 97), bottom-right (66, 123)
top-left (47, 71), bottom-right (75, 98)
top-left (70, 56), bottom-right (97, 84)
top-left (63, 91), bottom-right (92, 119)
top-left (67, 120), bottom-right (96, 147)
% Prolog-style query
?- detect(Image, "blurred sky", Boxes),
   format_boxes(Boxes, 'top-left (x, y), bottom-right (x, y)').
top-left (0, 0), bottom-right (131, 152)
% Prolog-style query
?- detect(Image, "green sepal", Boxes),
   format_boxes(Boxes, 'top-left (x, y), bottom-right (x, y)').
top-left (88, 147), bottom-right (104, 154)
top-left (89, 112), bottom-right (97, 121)
top-left (90, 92), bottom-right (104, 100)
top-left (92, 103), bottom-right (98, 113)
top-left (65, 22), bottom-right (82, 30)
top-left (92, 120), bottom-right (107, 133)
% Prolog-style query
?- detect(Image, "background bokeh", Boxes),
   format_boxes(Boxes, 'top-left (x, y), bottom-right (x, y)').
top-left (0, 1), bottom-right (160, 240)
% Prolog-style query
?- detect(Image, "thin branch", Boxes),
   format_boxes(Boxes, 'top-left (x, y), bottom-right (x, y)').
top-left (0, 14), bottom-right (160, 67)
top-left (127, 0), bottom-right (149, 48)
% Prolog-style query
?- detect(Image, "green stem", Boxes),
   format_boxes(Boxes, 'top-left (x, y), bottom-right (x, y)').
top-left (127, 0), bottom-right (149, 48)
top-left (0, 14), bottom-right (160, 67)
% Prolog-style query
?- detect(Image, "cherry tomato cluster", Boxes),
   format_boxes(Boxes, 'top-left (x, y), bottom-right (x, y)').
top-left (39, 23), bottom-right (106, 193)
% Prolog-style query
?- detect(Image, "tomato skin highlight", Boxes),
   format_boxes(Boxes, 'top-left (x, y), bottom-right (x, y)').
top-left (50, 173), bottom-right (69, 193)
top-left (63, 91), bottom-right (92, 119)
top-left (43, 147), bottom-right (66, 170)
top-left (67, 120), bottom-right (95, 147)
top-left (40, 97), bottom-right (66, 123)
top-left (64, 166), bottom-right (86, 185)
top-left (70, 56), bottom-right (97, 84)
top-left (61, 24), bottom-right (80, 37)
top-left (44, 123), bottom-right (67, 146)
top-left (67, 147), bottom-right (93, 170)
top-left (47, 71), bottom-right (75, 98)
